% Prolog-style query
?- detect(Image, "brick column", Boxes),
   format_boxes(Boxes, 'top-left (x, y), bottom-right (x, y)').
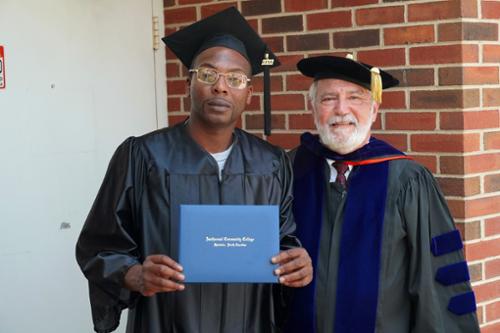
top-left (163, 1), bottom-right (500, 330)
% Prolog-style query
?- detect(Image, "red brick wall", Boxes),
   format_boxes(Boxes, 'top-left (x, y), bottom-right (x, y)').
top-left (164, 1), bottom-right (500, 330)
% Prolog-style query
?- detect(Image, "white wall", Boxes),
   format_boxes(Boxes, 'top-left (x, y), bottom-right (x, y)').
top-left (0, 1), bottom-right (166, 332)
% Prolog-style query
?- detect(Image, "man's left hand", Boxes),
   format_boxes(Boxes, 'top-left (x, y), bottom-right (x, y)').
top-left (271, 248), bottom-right (313, 287)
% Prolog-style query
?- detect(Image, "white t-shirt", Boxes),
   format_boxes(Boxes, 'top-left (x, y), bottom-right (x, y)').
top-left (210, 144), bottom-right (234, 180)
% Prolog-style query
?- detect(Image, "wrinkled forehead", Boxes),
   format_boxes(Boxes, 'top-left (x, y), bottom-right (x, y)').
top-left (316, 78), bottom-right (371, 95)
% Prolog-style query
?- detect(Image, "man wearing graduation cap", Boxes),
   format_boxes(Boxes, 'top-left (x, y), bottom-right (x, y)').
top-left (76, 7), bottom-right (312, 333)
top-left (286, 55), bottom-right (480, 333)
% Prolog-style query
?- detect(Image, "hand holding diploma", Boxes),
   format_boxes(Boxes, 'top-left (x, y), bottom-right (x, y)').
top-left (272, 248), bottom-right (313, 287)
top-left (124, 255), bottom-right (185, 296)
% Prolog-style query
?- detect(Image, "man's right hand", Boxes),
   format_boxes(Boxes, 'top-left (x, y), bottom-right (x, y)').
top-left (124, 255), bottom-right (185, 296)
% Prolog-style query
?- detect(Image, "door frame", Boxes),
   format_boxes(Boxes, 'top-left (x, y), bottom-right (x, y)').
top-left (152, 0), bottom-right (168, 128)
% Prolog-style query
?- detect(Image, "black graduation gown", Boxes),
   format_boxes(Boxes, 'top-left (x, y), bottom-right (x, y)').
top-left (313, 159), bottom-right (480, 332)
top-left (76, 123), bottom-right (298, 333)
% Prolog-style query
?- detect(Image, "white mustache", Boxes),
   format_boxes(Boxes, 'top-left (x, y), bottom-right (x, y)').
top-left (327, 114), bottom-right (358, 126)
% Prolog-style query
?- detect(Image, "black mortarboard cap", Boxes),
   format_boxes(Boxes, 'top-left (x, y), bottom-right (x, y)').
top-left (162, 7), bottom-right (279, 135)
top-left (297, 55), bottom-right (399, 103)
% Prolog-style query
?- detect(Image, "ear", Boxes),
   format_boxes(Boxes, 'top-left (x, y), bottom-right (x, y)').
top-left (308, 99), bottom-right (314, 114)
top-left (371, 102), bottom-right (380, 124)
top-left (245, 85), bottom-right (253, 105)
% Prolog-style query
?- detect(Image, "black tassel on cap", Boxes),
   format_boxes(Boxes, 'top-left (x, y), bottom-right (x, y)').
top-left (261, 53), bottom-right (275, 136)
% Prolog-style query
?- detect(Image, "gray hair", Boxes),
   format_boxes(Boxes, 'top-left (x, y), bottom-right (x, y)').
top-left (308, 80), bottom-right (319, 106)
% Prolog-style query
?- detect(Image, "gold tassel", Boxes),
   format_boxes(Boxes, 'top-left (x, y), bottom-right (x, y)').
top-left (370, 67), bottom-right (382, 104)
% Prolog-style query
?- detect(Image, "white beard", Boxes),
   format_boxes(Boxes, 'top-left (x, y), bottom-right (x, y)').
top-left (314, 108), bottom-right (374, 155)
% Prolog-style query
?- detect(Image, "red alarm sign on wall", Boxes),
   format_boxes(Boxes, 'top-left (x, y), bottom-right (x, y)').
top-left (0, 46), bottom-right (5, 89)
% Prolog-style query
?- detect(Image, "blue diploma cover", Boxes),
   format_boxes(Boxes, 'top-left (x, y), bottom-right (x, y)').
top-left (179, 205), bottom-right (279, 283)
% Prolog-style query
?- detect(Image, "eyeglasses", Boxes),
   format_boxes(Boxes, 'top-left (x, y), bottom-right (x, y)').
top-left (189, 67), bottom-right (251, 89)
top-left (318, 93), bottom-right (372, 107)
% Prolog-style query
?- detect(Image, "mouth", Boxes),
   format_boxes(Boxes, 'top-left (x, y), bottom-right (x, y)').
top-left (206, 98), bottom-right (232, 110)
top-left (330, 121), bottom-right (356, 128)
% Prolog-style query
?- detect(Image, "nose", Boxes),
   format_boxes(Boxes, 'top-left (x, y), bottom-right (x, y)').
top-left (211, 74), bottom-right (229, 95)
top-left (334, 97), bottom-right (350, 115)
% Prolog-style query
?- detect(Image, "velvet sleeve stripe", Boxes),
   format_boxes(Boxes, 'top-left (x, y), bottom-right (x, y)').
top-left (431, 230), bottom-right (463, 256)
top-left (448, 292), bottom-right (477, 315)
top-left (435, 261), bottom-right (470, 286)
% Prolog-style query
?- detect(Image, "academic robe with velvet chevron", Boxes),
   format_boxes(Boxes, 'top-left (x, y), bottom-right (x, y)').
top-left (288, 136), bottom-right (480, 333)
top-left (76, 122), bottom-right (298, 333)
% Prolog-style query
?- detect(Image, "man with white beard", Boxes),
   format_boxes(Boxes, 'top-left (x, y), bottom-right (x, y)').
top-left (285, 55), bottom-right (480, 333)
